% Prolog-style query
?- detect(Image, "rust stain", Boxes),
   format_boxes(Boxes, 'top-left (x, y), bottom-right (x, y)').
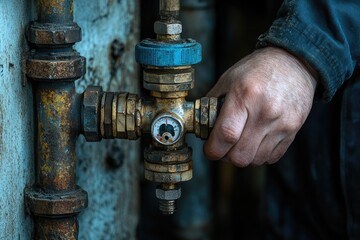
top-left (54, 167), bottom-right (71, 190)
top-left (40, 89), bottom-right (69, 122)
top-left (38, 0), bottom-right (66, 15)
top-left (40, 164), bottom-right (53, 174)
top-left (39, 122), bottom-right (51, 162)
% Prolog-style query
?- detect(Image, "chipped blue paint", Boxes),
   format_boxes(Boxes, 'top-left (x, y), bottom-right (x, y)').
top-left (74, 0), bottom-right (140, 239)
top-left (0, 1), bottom-right (35, 239)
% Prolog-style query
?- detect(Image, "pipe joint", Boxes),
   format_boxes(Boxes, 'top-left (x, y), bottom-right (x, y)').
top-left (25, 187), bottom-right (88, 217)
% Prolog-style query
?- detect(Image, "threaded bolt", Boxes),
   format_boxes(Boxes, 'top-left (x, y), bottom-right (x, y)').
top-left (159, 200), bottom-right (177, 215)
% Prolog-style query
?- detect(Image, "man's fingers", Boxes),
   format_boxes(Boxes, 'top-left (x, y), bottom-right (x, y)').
top-left (225, 122), bottom-right (267, 167)
top-left (267, 136), bottom-right (295, 164)
top-left (204, 94), bottom-right (248, 160)
top-left (253, 133), bottom-right (286, 165)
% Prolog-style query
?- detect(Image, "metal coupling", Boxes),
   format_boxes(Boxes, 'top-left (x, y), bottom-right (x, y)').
top-left (27, 22), bottom-right (82, 46)
top-left (82, 86), bottom-right (142, 141)
top-left (194, 97), bottom-right (219, 139)
top-left (143, 67), bottom-right (194, 92)
top-left (25, 187), bottom-right (88, 217)
top-left (144, 145), bottom-right (192, 215)
top-left (26, 50), bottom-right (86, 81)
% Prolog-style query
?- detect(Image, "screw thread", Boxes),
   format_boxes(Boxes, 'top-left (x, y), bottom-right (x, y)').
top-left (159, 200), bottom-right (177, 215)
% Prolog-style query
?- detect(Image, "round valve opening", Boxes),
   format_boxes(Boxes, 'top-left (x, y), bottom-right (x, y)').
top-left (151, 114), bottom-right (184, 145)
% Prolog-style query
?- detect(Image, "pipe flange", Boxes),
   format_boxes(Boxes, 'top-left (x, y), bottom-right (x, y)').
top-left (26, 55), bottom-right (86, 81)
top-left (135, 39), bottom-right (202, 67)
top-left (25, 187), bottom-right (88, 217)
top-left (144, 146), bottom-right (192, 163)
top-left (82, 86), bottom-right (103, 142)
top-left (28, 22), bottom-right (82, 46)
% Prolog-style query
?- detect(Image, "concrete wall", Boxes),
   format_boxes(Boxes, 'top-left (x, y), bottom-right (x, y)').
top-left (0, 0), bottom-right (140, 239)
top-left (0, 1), bottom-right (35, 239)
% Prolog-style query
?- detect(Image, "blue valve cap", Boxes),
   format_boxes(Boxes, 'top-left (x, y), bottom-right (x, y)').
top-left (135, 39), bottom-right (202, 67)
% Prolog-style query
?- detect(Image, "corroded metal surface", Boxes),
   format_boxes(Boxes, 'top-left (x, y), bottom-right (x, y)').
top-left (26, 53), bottom-right (85, 80)
top-left (82, 86), bottom-right (103, 141)
top-left (193, 97), bottom-right (219, 139)
top-left (25, 187), bottom-right (87, 216)
top-left (27, 22), bottom-right (82, 45)
top-left (37, 0), bottom-right (74, 23)
top-left (25, 0), bottom-right (88, 238)
top-left (34, 217), bottom-right (79, 240)
top-left (34, 83), bottom-right (80, 191)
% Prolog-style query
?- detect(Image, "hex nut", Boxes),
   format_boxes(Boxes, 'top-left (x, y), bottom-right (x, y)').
top-left (25, 187), bottom-right (88, 216)
top-left (126, 94), bottom-right (138, 140)
top-left (200, 97), bottom-right (210, 139)
top-left (116, 93), bottom-right (128, 139)
top-left (83, 86), bottom-right (103, 141)
top-left (144, 69), bottom-right (194, 84)
top-left (156, 187), bottom-right (181, 201)
top-left (28, 23), bottom-right (82, 45)
top-left (26, 56), bottom-right (86, 80)
top-left (154, 21), bottom-right (182, 35)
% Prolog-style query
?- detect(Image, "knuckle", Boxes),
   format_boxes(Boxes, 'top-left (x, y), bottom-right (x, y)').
top-left (282, 120), bottom-right (300, 133)
top-left (227, 151), bottom-right (252, 168)
top-left (219, 123), bottom-right (240, 145)
top-left (205, 147), bottom-right (224, 160)
top-left (244, 82), bottom-right (263, 98)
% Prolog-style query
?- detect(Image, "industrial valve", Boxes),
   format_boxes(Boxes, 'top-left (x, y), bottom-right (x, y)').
top-left (24, 0), bottom-right (219, 238)
top-left (81, 0), bottom-right (220, 214)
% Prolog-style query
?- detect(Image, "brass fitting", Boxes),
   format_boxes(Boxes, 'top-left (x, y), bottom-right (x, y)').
top-left (80, 0), bottom-right (221, 215)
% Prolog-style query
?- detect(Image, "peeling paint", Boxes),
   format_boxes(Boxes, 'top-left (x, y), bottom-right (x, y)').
top-left (74, 0), bottom-right (141, 238)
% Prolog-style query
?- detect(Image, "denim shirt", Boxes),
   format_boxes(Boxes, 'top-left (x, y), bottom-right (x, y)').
top-left (256, 0), bottom-right (360, 239)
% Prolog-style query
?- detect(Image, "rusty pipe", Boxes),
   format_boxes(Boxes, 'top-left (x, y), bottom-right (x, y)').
top-left (35, 82), bottom-right (80, 191)
top-left (25, 0), bottom-right (87, 239)
top-left (37, 0), bottom-right (74, 23)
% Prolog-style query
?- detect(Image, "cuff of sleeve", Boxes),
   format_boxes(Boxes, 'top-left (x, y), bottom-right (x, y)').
top-left (257, 15), bottom-right (344, 101)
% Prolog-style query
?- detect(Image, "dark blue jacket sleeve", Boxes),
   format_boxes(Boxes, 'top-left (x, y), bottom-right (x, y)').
top-left (257, 0), bottom-right (360, 101)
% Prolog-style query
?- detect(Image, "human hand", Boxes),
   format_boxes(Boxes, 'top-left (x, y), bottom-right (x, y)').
top-left (204, 47), bottom-right (317, 167)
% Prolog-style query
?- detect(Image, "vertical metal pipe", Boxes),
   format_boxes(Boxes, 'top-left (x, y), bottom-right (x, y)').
top-left (34, 217), bottom-right (78, 239)
top-left (37, 0), bottom-right (74, 23)
top-left (35, 82), bottom-right (80, 192)
top-left (25, 0), bottom-right (87, 239)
